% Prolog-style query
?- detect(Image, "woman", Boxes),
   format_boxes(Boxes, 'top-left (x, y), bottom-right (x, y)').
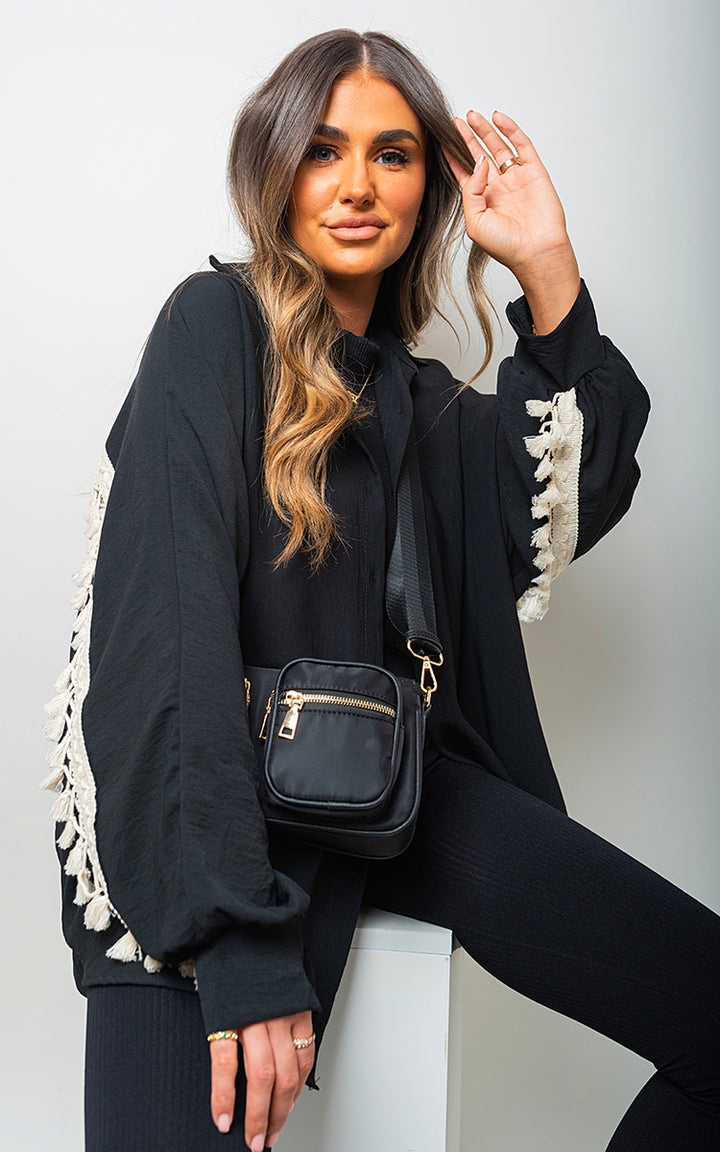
top-left (43, 28), bottom-right (719, 1152)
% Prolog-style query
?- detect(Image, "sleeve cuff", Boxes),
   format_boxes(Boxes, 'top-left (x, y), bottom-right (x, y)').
top-left (193, 920), bottom-right (322, 1035)
top-left (505, 279), bottom-right (606, 388)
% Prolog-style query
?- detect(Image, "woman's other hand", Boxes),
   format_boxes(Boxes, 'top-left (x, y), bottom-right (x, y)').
top-left (210, 1010), bottom-right (315, 1148)
top-left (442, 110), bottom-right (581, 333)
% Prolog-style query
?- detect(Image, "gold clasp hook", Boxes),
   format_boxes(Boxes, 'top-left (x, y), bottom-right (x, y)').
top-left (406, 639), bottom-right (443, 707)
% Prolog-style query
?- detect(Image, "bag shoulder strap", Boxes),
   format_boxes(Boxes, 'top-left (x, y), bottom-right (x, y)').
top-left (385, 419), bottom-right (443, 701)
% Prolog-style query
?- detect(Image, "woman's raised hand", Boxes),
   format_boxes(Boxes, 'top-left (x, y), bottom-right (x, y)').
top-left (210, 1009), bottom-right (315, 1149)
top-left (442, 110), bottom-right (581, 333)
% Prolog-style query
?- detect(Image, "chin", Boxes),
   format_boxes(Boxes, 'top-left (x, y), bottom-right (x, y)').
top-left (325, 249), bottom-right (408, 282)
top-left (329, 261), bottom-right (386, 280)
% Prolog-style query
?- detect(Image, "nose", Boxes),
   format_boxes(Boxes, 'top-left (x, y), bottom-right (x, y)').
top-left (338, 152), bottom-right (375, 206)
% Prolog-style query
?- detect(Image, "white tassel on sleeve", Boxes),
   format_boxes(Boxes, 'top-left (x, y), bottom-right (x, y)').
top-left (57, 821), bottom-right (78, 851)
top-left (64, 839), bottom-right (87, 877)
top-left (73, 868), bottom-right (95, 906)
top-left (105, 929), bottom-right (142, 964)
top-left (43, 713), bottom-right (67, 743)
top-left (41, 763), bottom-right (66, 794)
top-left (84, 892), bottom-right (112, 932)
top-left (51, 788), bottom-right (74, 824)
top-left (517, 389), bottom-right (584, 624)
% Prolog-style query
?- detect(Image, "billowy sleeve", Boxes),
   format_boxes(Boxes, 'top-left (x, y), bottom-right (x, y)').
top-left (494, 280), bottom-right (650, 621)
top-left (43, 275), bottom-right (320, 1033)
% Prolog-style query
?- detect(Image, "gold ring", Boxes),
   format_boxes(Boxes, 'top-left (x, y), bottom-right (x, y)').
top-left (207, 1030), bottom-right (239, 1043)
top-left (498, 156), bottom-right (522, 175)
top-left (293, 1033), bottom-right (316, 1050)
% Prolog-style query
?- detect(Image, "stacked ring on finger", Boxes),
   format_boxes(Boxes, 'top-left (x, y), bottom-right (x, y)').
top-left (292, 1033), bottom-right (316, 1050)
top-left (498, 156), bottom-right (522, 175)
top-left (207, 1030), bottom-right (239, 1043)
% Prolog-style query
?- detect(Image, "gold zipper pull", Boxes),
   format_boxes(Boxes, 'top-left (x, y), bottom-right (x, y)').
top-left (259, 692), bottom-right (274, 740)
top-left (279, 691), bottom-right (305, 740)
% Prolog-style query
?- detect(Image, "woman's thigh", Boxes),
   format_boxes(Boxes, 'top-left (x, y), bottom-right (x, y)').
top-left (364, 758), bottom-right (720, 1116)
top-left (84, 984), bottom-right (250, 1152)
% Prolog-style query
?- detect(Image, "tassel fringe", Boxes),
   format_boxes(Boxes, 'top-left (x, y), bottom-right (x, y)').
top-left (517, 389), bottom-right (584, 624)
top-left (41, 450), bottom-right (191, 981)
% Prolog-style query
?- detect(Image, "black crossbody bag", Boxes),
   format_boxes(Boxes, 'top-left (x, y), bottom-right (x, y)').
top-left (244, 420), bottom-right (443, 859)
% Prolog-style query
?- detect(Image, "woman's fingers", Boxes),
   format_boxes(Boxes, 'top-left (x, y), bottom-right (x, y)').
top-left (240, 1023), bottom-right (276, 1151)
top-left (264, 1019), bottom-right (302, 1139)
top-left (488, 110), bottom-right (541, 166)
top-left (237, 1011), bottom-right (315, 1149)
top-left (448, 106), bottom-right (573, 276)
top-left (452, 115), bottom-right (489, 167)
top-left (291, 1018), bottom-right (316, 1105)
top-left (209, 1037), bottom-right (239, 1134)
top-left (462, 110), bottom-right (541, 181)
top-left (465, 109), bottom-right (517, 171)
top-left (290, 1036), bottom-right (315, 1105)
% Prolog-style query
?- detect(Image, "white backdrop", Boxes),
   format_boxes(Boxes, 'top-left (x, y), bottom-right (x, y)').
top-left (2, 1), bottom-right (718, 1149)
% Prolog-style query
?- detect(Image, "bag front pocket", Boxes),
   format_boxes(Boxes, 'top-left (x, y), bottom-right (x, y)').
top-left (262, 659), bottom-right (404, 817)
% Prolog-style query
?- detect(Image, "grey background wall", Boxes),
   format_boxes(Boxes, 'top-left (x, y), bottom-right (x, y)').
top-left (2, 1), bottom-right (717, 1149)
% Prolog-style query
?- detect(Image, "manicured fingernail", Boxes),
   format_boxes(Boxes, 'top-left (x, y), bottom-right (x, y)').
top-left (250, 1137), bottom-right (265, 1152)
top-left (217, 1113), bottom-right (230, 1133)
top-left (267, 1136), bottom-right (279, 1148)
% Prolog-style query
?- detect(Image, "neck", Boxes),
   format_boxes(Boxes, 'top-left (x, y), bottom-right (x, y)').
top-left (325, 274), bottom-right (382, 336)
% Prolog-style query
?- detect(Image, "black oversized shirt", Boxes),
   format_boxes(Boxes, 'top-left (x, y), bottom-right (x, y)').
top-left (47, 262), bottom-right (650, 1045)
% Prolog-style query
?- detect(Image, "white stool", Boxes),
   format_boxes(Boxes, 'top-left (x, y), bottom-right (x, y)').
top-left (286, 907), bottom-right (463, 1152)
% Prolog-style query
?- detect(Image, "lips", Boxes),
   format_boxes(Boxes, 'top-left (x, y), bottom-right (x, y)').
top-left (326, 215), bottom-right (387, 240)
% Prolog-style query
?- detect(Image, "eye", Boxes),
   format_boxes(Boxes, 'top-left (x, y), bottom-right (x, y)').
top-left (376, 149), bottom-right (411, 167)
top-left (306, 144), bottom-right (337, 164)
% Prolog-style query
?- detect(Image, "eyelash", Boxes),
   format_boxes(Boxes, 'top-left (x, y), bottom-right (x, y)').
top-left (305, 144), bottom-right (411, 167)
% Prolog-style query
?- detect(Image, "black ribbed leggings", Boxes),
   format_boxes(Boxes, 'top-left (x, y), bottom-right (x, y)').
top-left (85, 758), bottom-right (720, 1150)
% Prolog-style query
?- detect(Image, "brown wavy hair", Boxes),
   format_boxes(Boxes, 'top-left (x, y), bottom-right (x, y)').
top-left (225, 28), bottom-right (494, 570)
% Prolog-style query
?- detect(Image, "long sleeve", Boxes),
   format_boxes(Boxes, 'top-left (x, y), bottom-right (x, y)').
top-left (43, 274), bottom-right (320, 1033)
top-left (494, 280), bottom-right (650, 620)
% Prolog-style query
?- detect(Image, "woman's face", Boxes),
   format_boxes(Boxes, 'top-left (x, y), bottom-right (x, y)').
top-left (287, 71), bottom-right (426, 296)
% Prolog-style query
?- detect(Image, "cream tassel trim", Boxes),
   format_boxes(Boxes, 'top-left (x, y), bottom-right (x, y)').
top-left (517, 389), bottom-right (584, 623)
top-left (40, 450), bottom-right (187, 980)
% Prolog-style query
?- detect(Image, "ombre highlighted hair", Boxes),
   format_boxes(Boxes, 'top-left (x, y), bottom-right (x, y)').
top-left (223, 29), bottom-right (494, 570)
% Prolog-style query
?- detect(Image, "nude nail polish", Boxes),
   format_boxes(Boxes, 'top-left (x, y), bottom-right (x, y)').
top-left (250, 1136), bottom-right (265, 1152)
top-left (217, 1114), bottom-right (230, 1134)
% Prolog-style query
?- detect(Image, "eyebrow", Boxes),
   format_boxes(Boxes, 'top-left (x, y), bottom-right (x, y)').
top-left (313, 123), bottom-right (422, 147)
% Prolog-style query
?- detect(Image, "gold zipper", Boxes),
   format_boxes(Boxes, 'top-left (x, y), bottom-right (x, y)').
top-left (259, 689), bottom-right (396, 742)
